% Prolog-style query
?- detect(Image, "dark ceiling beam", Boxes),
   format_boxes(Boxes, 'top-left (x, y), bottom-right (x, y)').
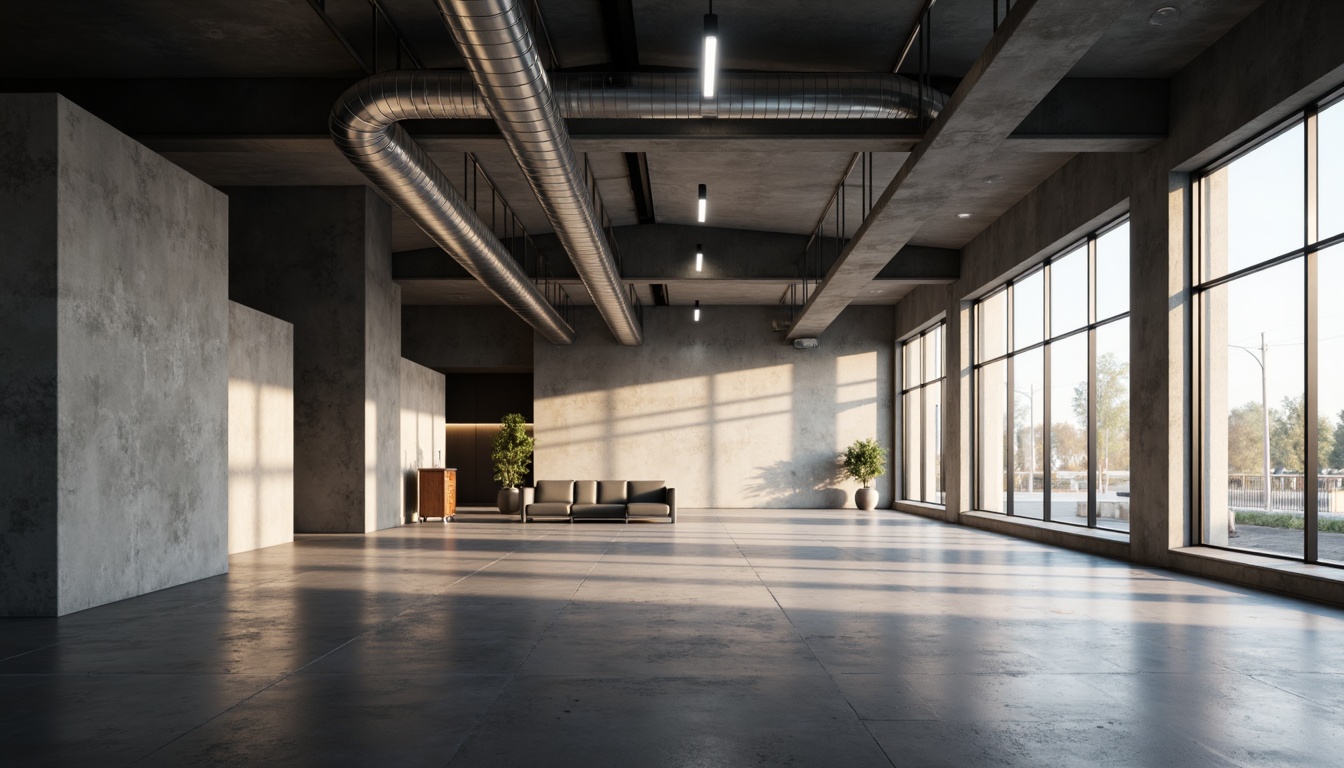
top-left (599, 0), bottom-right (639, 69)
top-left (0, 77), bottom-right (1166, 155)
top-left (393, 224), bottom-right (958, 283)
top-left (596, 0), bottom-right (656, 224)
top-left (786, 0), bottom-right (1134, 340)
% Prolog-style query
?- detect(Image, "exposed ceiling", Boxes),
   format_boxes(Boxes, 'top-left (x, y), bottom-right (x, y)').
top-left (0, 0), bottom-right (1270, 313)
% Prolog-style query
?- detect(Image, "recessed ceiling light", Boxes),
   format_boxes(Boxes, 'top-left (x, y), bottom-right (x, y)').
top-left (956, 212), bottom-right (972, 219)
top-left (1149, 6), bottom-right (1179, 25)
top-left (983, 175), bottom-right (1003, 184)
top-left (870, 289), bottom-right (885, 294)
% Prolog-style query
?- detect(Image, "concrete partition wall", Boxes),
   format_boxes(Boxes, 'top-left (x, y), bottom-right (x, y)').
top-left (226, 187), bottom-right (401, 533)
top-left (400, 359), bottom-right (445, 523)
top-left (228, 303), bottom-right (294, 554)
top-left (535, 305), bottom-right (894, 508)
top-left (0, 94), bottom-right (228, 616)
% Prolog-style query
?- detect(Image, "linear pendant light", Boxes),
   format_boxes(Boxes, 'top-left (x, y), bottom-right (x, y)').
top-left (695, 244), bottom-right (703, 272)
top-left (702, 6), bottom-right (718, 99)
top-left (697, 184), bottom-right (707, 222)
top-left (694, 300), bottom-right (701, 322)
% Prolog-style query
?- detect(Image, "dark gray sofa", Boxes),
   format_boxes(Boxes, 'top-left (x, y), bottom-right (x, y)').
top-left (521, 480), bottom-right (676, 523)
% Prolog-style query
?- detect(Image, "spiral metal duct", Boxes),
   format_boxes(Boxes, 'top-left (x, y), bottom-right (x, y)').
top-left (329, 27), bottom-right (946, 345)
top-left (330, 72), bottom-right (576, 345)
top-left (437, 0), bottom-right (645, 346)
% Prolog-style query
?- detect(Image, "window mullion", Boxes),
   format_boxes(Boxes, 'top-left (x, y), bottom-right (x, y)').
top-left (1305, 104), bottom-right (1320, 562)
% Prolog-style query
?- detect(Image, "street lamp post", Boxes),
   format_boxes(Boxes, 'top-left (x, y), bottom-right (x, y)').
top-left (1015, 385), bottom-right (1038, 495)
top-left (1232, 333), bottom-right (1272, 537)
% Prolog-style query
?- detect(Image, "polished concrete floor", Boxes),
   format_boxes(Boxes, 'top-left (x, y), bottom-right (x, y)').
top-left (4, 510), bottom-right (1344, 767)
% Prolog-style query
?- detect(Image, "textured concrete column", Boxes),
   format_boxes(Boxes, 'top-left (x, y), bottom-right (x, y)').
top-left (1128, 162), bottom-right (1194, 567)
top-left (0, 94), bottom-right (229, 616)
top-left (1200, 170), bottom-right (1231, 546)
top-left (226, 187), bottom-right (401, 533)
top-left (946, 299), bottom-right (974, 523)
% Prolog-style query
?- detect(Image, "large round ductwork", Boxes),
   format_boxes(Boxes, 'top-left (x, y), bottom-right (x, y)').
top-left (437, 0), bottom-right (645, 346)
top-left (330, 75), bottom-right (576, 345)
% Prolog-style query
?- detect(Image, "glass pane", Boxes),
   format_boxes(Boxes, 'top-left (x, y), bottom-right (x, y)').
top-left (977, 359), bottom-right (1009, 513)
top-left (1096, 221), bottom-right (1130, 320)
top-left (1321, 100), bottom-right (1344, 241)
top-left (1049, 333), bottom-right (1089, 525)
top-left (923, 382), bottom-right (943, 504)
top-left (1319, 246), bottom-right (1344, 563)
top-left (978, 290), bottom-right (1008, 363)
top-left (1013, 348), bottom-right (1045, 520)
top-left (1014, 269), bottom-right (1044, 350)
top-left (904, 390), bottom-right (921, 501)
top-left (923, 326), bottom-right (939, 384)
top-left (904, 337), bottom-right (921, 390)
top-left (932, 324), bottom-right (944, 381)
top-left (1051, 245), bottom-right (1088, 337)
top-left (1201, 259), bottom-right (1304, 558)
top-left (1202, 123), bottom-right (1305, 281)
top-left (1095, 320), bottom-right (1131, 533)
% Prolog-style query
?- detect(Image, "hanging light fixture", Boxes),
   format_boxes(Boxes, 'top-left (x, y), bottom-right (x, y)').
top-left (694, 300), bottom-right (701, 322)
top-left (695, 244), bottom-right (704, 272)
top-left (702, 3), bottom-right (718, 99)
top-left (697, 184), bottom-right (707, 222)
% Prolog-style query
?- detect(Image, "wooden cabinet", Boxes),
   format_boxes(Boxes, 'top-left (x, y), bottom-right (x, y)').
top-left (417, 468), bottom-right (457, 522)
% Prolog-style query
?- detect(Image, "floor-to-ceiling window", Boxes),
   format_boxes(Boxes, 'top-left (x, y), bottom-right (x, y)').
top-left (973, 218), bottom-right (1131, 532)
top-left (1197, 89), bottom-right (1344, 564)
top-left (901, 323), bottom-right (945, 505)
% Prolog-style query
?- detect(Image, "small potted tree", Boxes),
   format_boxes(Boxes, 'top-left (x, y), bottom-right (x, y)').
top-left (841, 438), bottom-right (887, 510)
top-left (491, 413), bottom-right (534, 515)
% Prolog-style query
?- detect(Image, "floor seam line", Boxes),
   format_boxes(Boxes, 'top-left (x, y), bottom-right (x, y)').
top-left (716, 511), bottom-right (898, 768)
top-left (438, 525), bottom-right (627, 768)
top-left (125, 529), bottom-right (550, 767)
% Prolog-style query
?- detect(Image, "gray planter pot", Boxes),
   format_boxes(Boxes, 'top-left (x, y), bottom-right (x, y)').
top-left (855, 487), bottom-right (879, 511)
top-left (497, 487), bottom-right (521, 515)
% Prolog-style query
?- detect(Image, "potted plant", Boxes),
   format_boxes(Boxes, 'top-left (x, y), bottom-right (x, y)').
top-left (491, 413), bottom-right (534, 514)
top-left (841, 438), bottom-right (887, 510)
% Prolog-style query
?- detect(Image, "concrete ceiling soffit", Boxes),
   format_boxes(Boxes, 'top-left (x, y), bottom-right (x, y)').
top-left (786, 0), bottom-right (1133, 341)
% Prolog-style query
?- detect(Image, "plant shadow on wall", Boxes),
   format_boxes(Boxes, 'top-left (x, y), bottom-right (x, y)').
top-left (747, 459), bottom-right (846, 508)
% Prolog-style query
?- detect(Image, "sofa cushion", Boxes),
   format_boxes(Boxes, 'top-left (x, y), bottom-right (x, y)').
top-left (597, 480), bottom-right (628, 504)
top-left (571, 503), bottom-right (626, 519)
top-left (527, 501), bottom-right (572, 517)
top-left (628, 481), bottom-right (666, 503)
top-left (535, 480), bottom-right (574, 503)
top-left (626, 502), bottom-right (670, 517)
top-left (574, 480), bottom-right (598, 505)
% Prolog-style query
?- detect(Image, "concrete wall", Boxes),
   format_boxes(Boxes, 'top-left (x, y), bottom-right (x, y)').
top-left (401, 305), bottom-right (533, 372)
top-left (226, 186), bottom-right (401, 533)
top-left (400, 359), bottom-right (446, 523)
top-left (0, 94), bottom-right (229, 616)
top-left (228, 303), bottom-right (294, 554)
top-left (891, 0), bottom-right (1344, 602)
top-left (535, 305), bottom-right (894, 508)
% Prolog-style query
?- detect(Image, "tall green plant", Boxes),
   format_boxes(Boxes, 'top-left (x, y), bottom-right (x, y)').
top-left (491, 413), bottom-right (535, 489)
top-left (841, 438), bottom-right (887, 488)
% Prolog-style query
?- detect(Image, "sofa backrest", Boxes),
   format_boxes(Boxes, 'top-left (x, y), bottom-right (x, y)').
top-left (628, 480), bottom-right (666, 503)
top-left (535, 480), bottom-right (574, 503)
top-left (597, 480), bottom-right (628, 504)
top-left (575, 480), bottom-right (598, 505)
